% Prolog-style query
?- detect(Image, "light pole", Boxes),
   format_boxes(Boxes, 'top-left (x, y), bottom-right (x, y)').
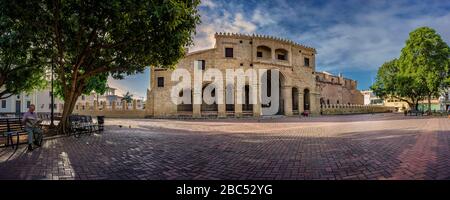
top-left (50, 63), bottom-right (55, 128)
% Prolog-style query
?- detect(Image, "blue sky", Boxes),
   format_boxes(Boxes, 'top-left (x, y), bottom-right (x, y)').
top-left (109, 0), bottom-right (450, 97)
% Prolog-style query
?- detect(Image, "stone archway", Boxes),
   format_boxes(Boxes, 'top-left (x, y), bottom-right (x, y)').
top-left (292, 87), bottom-right (299, 113)
top-left (177, 89), bottom-right (193, 113)
top-left (243, 85), bottom-right (253, 113)
top-left (304, 88), bottom-right (310, 111)
top-left (201, 84), bottom-right (218, 114)
top-left (261, 70), bottom-right (286, 115)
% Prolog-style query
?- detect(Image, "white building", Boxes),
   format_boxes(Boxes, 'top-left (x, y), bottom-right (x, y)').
top-left (0, 88), bottom-right (64, 115)
top-left (361, 90), bottom-right (383, 105)
top-left (439, 88), bottom-right (450, 112)
top-left (1, 85), bottom-right (144, 115)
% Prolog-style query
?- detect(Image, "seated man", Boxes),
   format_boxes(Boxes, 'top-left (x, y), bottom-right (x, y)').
top-left (21, 104), bottom-right (43, 151)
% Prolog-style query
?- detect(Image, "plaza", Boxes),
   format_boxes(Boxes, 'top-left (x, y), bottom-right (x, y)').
top-left (0, 113), bottom-right (449, 180)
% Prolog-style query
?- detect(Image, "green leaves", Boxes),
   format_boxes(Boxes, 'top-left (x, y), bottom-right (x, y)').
top-left (2, 0), bottom-right (200, 101)
top-left (0, 2), bottom-right (48, 99)
top-left (371, 27), bottom-right (450, 109)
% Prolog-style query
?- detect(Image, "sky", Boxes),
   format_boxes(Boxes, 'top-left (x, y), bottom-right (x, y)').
top-left (109, 0), bottom-right (450, 98)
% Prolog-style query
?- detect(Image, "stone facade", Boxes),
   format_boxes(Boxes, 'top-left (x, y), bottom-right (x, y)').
top-left (147, 33), bottom-right (364, 118)
top-left (315, 71), bottom-right (364, 106)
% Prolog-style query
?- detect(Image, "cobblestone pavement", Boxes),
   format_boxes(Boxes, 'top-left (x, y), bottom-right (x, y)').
top-left (1, 113), bottom-right (449, 180)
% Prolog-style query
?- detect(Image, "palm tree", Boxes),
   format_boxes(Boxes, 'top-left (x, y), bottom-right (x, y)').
top-left (123, 92), bottom-right (133, 103)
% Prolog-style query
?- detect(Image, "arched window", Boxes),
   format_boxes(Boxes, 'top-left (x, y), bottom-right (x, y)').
top-left (275, 48), bottom-right (288, 61)
top-left (256, 46), bottom-right (271, 59)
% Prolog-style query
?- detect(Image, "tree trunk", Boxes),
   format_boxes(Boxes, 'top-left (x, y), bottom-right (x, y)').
top-left (427, 94), bottom-right (432, 114)
top-left (58, 88), bottom-right (82, 135)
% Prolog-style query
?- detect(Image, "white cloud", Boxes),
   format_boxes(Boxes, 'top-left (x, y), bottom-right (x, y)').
top-left (200, 0), bottom-right (217, 9)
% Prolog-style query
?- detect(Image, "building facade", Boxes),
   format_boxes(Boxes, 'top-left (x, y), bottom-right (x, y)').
top-left (147, 33), bottom-right (364, 117)
top-left (0, 87), bottom-right (65, 115)
top-left (0, 85), bottom-right (144, 116)
top-left (361, 90), bottom-right (383, 105)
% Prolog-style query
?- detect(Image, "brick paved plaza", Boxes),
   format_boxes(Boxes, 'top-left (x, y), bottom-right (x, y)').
top-left (0, 113), bottom-right (449, 180)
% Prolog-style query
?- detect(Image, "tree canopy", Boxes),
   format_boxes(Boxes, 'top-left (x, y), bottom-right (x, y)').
top-left (371, 27), bottom-right (450, 111)
top-left (0, 5), bottom-right (47, 99)
top-left (2, 0), bottom-right (200, 132)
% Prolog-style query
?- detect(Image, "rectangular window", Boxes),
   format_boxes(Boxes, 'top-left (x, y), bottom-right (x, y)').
top-left (304, 58), bottom-right (310, 67)
top-left (81, 95), bottom-right (85, 100)
top-left (1, 100), bottom-right (6, 108)
top-left (277, 54), bottom-right (286, 60)
top-left (27, 101), bottom-right (31, 108)
top-left (257, 51), bottom-right (263, 58)
top-left (198, 60), bottom-right (206, 70)
top-left (157, 77), bottom-right (164, 87)
top-left (49, 91), bottom-right (52, 97)
top-left (225, 48), bottom-right (233, 58)
top-left (49, 104), bottom-right (52, 109)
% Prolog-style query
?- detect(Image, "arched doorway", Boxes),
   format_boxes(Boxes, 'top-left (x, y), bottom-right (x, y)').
top-left (261, 70), bottom-right (285, 115)
top-left (201, 84), bottom-right (218, 114)
top-left (177, 89), bottom-right (193, 114)
top-left (292, 87), bottom-right (299, 113)
top-left (242, 85), bottom-right (253, 114)
top-left (303, 89), bottom-right (310, 111)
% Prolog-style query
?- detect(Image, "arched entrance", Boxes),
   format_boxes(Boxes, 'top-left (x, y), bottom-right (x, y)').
top-left (261, 70), bottom-right (286, 115)
top-left (177, 89), bottom-right (193, 115)
top-left (242, 85), bottom-right (253, 115)
top-left (201, 84), bottom-right (218, 115)
top-left (292, 87), bottom-right (299, 114)
top-left (303, 89), bottom-right (310, 111)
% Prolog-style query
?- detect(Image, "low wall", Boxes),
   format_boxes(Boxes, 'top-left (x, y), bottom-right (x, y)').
top-left (73, 109), bottom-right (149, 118)
top-left (72, 100), bottom-right (150, 118)
top-left (320, 104), bottom-right (393, 115)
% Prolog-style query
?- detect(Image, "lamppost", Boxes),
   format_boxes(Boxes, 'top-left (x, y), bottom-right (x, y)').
top-left (50, 63), bottom-right (55, 128)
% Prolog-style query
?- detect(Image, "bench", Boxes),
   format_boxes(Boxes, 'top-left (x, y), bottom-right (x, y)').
top-left (409, 110), bottom-right (424, 116)
top-left (0, 118), bottom-right (29, 149)
top-left (69, 115), bottom-right (100, 137)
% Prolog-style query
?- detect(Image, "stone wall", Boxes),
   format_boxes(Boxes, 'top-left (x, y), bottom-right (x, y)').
top-left (320, 104), bottom-right (393, 115)
top-left (72, 100), bottom-right (149, 118)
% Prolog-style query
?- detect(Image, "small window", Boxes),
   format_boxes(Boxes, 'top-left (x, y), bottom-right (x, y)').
top-left (157, 77), bottom-right (164, 87)
top-left (277, 54), bottom-right (286, 60)
top-left (304, 58), bottom-right (310, 67)
top-left (198, 60), bottom-right (206, 70)
top-left (27, 101), bottom-right (31, 108)
top-left (337, 100), bottom-right (340, 104)
top-left (1, 100), bottom-right (6, 108)
top-left (16, 95), bottom-right (20, 99)
top-left (49, 91), bottom-right (52, 97)
top-left (81, 95), bottom-right (85, 100)
top-left (49, 104), bottom-right (52, 109)
top-left (257, 51), bottom-right (263, 58)
top-left (225, 48), bottom-right (233, 58)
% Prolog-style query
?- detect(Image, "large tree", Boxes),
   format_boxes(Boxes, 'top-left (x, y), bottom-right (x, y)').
top-left (4, 0), bottom-right (200, 133)
top-left (397, 27), bottom-right (450, 113)
top-left (372, 27), bottom-right (450, 112)
top-left (371, 59), bottom-right (425, 109)
top-left (0, 6), bottom-right (47, 99)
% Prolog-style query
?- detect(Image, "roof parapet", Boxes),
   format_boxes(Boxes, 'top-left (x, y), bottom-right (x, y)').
top-left (214, 32), bottom-right (316, 52)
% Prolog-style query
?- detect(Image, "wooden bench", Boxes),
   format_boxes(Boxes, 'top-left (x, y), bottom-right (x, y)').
top-left (0, 118), bottom-right (29, 149)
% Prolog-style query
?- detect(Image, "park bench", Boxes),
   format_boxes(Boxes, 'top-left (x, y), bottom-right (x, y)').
top-left (408, 110), bottom-right (423, 116)
top-left (69, 115), bottom-right (101, 137)
top-left (0, 118), bottom-right (29, 149)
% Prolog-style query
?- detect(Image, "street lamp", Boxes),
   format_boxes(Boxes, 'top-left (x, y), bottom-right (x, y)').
top-left (50, 63), bottom-right (55, 128)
